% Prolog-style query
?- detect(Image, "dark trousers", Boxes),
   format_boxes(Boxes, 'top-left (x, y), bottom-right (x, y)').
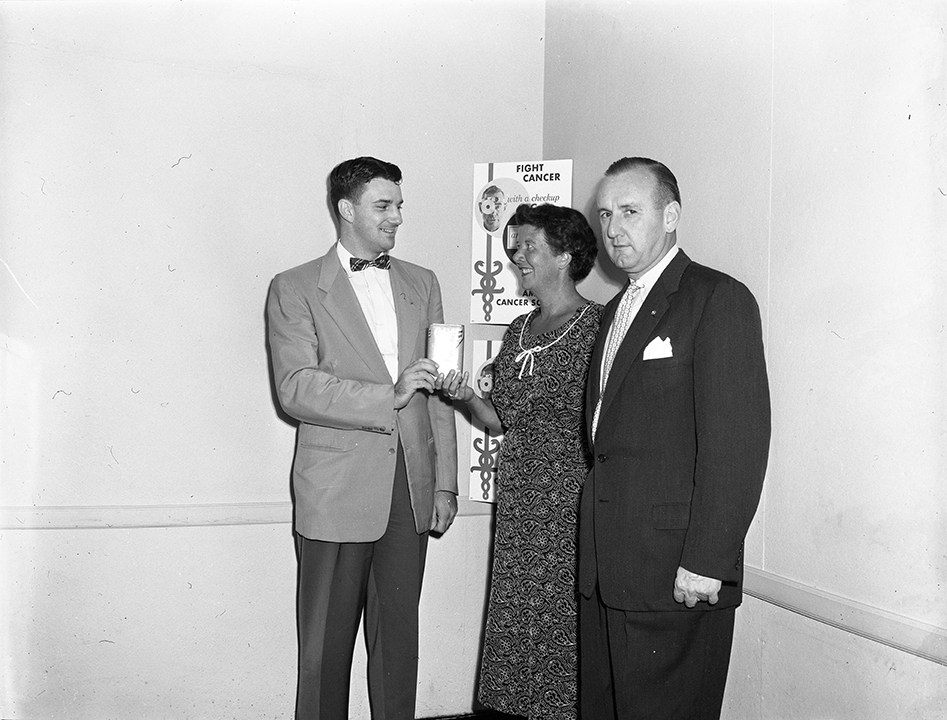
top-left (295, 445), bottom-right (428, 720)
top-left (580, 583), bottom-right (735, 720)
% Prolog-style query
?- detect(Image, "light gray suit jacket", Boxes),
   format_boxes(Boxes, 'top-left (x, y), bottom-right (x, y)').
top-left (267, 246), bottom-right (458, 542)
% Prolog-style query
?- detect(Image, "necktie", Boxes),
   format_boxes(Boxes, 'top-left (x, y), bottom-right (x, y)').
top-left (592, 280), bottom-right (644, 438)
top-left (350, 254), bottom-right (391, 272)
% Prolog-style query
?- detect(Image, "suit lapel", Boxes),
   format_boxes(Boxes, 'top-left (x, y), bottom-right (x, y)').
top-left (317, 248), bottom-right (392, 384)
top-left (587, 297), bottom-right (614, 422)
top-left (597, 251), bottom-right (691, 424)
top-left (389, 260), bottom-right (423, 375)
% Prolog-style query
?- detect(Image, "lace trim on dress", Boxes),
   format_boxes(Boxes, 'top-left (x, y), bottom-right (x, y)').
top-left (514, 302), bottom-right (594, 379)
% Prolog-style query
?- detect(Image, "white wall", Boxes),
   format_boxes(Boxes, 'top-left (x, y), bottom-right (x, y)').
top-left (0, 1), bottom-right (544, 717)
top-left (543, 0), bottom-right (946, 717)
top-left (0, 0), bottom-right (545, 509)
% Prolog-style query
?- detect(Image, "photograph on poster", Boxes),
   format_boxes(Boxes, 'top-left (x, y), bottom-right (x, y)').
top-left (469, 159), bottom-right (572, 325)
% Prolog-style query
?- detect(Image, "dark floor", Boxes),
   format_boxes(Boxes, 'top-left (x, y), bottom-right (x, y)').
top-left (422, 712), bottom-right (520, 720)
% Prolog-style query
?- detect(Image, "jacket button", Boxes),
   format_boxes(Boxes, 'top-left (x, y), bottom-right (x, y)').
top-left (597, 454), bottom-right (607, 463)
top-left (388, 448), bottom-right (396, 455)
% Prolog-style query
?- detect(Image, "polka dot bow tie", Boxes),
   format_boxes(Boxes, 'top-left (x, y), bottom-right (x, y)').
top-left (349, 255), bottom-right (391, 272)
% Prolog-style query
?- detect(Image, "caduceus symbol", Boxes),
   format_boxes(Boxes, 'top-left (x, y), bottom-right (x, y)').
top-left (471, 235), bottom-right (505, 322)
top-left (471, 428), bottom-right (502, 501)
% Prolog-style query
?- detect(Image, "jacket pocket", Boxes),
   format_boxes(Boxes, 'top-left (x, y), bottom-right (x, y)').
top-left (298, 425), bottom-right (358, 452)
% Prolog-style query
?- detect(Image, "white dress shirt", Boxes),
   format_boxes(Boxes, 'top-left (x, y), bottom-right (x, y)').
top-left (337, 242), bottom-right (399, 383)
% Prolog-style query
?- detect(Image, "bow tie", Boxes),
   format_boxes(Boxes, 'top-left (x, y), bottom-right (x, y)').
top-left (350, 255), bottom-right (391, 272)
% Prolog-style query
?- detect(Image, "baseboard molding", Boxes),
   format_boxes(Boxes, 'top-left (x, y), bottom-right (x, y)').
top-left (3, 503), bottom-right (945, 667)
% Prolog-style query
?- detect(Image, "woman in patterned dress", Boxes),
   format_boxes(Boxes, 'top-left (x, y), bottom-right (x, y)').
top-left (436, 203), bottom-right (603, 720)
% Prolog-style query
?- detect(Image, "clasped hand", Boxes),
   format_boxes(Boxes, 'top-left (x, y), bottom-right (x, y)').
top-left (673, 566), bottom-right (722, 608)
top-left (430, 490), bottom-right (458, 534)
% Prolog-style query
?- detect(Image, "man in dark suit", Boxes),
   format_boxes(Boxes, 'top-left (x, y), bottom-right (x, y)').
top-left (579, 157), bottom-right (771, 719)
top-left (267, 156), bottom-right (458, 720)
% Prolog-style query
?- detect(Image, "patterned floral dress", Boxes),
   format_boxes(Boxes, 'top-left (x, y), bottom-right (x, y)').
top-left (478, 300), bottom-right (604, 720)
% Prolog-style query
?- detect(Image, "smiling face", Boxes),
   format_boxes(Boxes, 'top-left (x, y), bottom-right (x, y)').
top-left (511, 224), bottom-right (569, 293)
top-left (597, 167), bottom-right (680, 280)
top-left (339, 177), bottom-right (404, 258)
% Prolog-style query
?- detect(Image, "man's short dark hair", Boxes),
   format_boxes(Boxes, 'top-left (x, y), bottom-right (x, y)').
top-left (329, 157), bottom-right (402, 218)
top-left (512, 203), bottom-right (598, 282)
top-left (605, 157), bottom-right (681, 210)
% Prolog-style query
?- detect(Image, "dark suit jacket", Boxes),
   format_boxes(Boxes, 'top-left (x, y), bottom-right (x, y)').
top-left (580, 249), bottom-right (770, 612)
top-left (267, 246), bottom-right (458, 543)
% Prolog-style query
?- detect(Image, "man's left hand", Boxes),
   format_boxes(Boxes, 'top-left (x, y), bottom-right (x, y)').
top-left (673, 566), bottom-right (722, 607)
top-left (430, 490), bottom-right (458, 534)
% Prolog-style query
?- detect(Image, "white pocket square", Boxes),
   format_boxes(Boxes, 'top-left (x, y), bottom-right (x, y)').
top-left (643, 336), bottom-right (673, 360)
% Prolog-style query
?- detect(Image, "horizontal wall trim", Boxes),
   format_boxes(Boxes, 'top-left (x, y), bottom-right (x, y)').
top-left (0, 502), bottom-right (293, 529)
top-left (743, 567), bottom-right (947, 667)
top-left (3, 504), bottom-right (945, 666)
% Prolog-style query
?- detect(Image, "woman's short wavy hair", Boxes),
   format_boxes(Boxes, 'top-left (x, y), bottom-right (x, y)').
top-left (512, 203), bottom-right (598, 282)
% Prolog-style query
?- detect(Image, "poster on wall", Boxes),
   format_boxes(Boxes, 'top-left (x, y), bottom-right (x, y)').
top-left (469, 159), bottom-right (573, 325)
top-left (467, 339), bottom-right (504, 504)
